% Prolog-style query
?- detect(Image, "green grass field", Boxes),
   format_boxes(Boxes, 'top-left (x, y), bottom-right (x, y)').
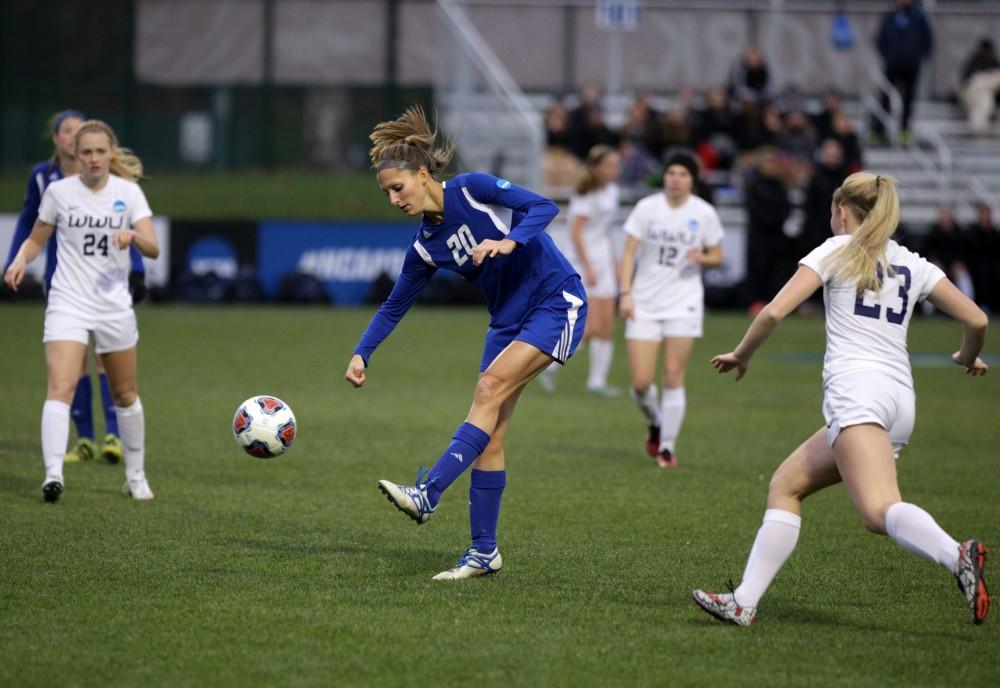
top-left (0, 169), bottom-right (399, 221)
top-left (1, 305), bottom-right (997, 687)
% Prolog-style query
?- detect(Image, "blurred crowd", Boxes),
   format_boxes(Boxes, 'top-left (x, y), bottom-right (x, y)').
top-left (543, 45), bottom-right (867, 312)
top-left (917, 203), bottom-right (1000, 314)
top-left (541, 35), bottom-right (999, 315)
top-left (543, 55), bottom-right (864, 198)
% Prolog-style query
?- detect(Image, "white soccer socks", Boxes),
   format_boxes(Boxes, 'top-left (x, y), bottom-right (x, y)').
top-left (734, 509), bottom-right (802, 609)
top-left (586, 338), bottom-right (614, 391)
top-left (41, 399), bottom-right (71, 483)
top-left (630, 384), bottom-right (660, 426)
top-left (114, 397), bottom-right (146, 482)
top-left (658, 387), bottom-right (686, 455)
top-left (885, 502), bottom-right (961, 574)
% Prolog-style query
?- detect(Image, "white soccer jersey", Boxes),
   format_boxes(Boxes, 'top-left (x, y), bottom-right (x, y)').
top-left (568, 183), bottom-right (618, 249)
top-left (800, 236), bottom-right (946, 389)
top-left (568, 183), bottom-right (619, 297)
top-left (622, 192), bottom-right (724, 320)
top-left (37, 174), bottom-right (152, 317)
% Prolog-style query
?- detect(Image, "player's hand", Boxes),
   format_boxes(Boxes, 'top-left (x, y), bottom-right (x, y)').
top-left (472, 238), bottom-right (516, 266)
top-left (686, 247), bottom-right (703, 265)
top-left (953, 351), bottom-right (988, 376)
top-left (585, 266), bottom-right (597, 287)
top-left (618, 292), bottom-right (634, 319)
top-left (3, 259), bottom-right (25, 292)
top-left (113, 228), bottom-right (136, 249)
top-left (345, 354), bottom-right (367, 388)
top-left (711, 352), bottom-right (749, 380)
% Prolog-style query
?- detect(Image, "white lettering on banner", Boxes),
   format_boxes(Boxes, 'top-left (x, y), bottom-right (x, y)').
top-left (191, 257), bottom-right (238, 279)
top-left (298, 248), bottom-right (407, 281)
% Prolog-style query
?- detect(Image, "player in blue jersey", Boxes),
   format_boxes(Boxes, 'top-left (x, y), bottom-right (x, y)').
top-left (344, 106), bottom-right (588, 580)
top-left (4, 110), bottom-right (146, 466)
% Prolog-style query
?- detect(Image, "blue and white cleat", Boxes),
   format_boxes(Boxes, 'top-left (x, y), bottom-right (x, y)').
top-left (378, 468), bottom-right (435, 525)
top-left (432, 547), bottom-right (503, 581)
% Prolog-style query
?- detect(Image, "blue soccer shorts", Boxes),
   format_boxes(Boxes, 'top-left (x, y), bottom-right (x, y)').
top-left (480, 284), bottom-right (588, 372)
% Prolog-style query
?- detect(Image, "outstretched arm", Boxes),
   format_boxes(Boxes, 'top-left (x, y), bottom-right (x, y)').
top-left (4, 219), bottom-right (54, 291)
top-left (712, 266), bottom-right (822, 380)
top-left (926, 278), bottom-right (989, 375)
top-left (347, 250), bottom-right (435, 387)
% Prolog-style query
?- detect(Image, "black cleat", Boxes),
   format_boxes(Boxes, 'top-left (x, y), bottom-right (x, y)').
top-left (645, 425), bottom-right (660, 457)
top-left (42, 480), bottom-right (63, 503)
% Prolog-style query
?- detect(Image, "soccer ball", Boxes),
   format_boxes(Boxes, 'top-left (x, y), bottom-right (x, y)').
top-left (232, 395), bottom-right (297, 459)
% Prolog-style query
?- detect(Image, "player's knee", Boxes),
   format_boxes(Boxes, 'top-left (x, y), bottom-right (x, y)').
top-left (858, 504), bottom-right (890, 535)
top-left (768, 469), bottom-right (799, 502)
top-left (111, 388), bottom-right (137, 408)
top-left (46, 380), bottom-right (77, 403)
top-left (662, 372), bottom-right (685, 389)
top-left (473, 373), bottom-right (506, 409)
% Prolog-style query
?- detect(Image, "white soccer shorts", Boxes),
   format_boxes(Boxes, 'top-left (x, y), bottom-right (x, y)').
top-left (43, 308), bottom-right (139, 354)
top-left (625, 315), bottom-right (703, 341)
top-left (823, 371), bottom-right (915, 457)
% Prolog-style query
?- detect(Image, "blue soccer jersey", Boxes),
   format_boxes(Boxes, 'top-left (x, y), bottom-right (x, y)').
top-left (354, 172), bottom-right (584, 365)
top-left (5, 160), bottom-right (145, 290)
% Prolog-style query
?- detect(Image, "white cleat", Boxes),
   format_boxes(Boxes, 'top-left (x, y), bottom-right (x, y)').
top-left (432, 547), bottom-right (503, 581)
top-left (692, 589), bottom-right (756, 626)
top-left (378, 468), bottom-right (434, 525)
top-left (123, 477), bottom-right (155, 501)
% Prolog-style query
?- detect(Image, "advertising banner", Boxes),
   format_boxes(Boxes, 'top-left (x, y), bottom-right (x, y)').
top-left (258, 221), bottom-right (413, 305)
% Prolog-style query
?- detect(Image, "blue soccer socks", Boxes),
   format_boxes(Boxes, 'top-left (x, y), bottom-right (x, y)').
top-left (99, 373), bottom-right (119, 437)
top-left (470, 469), bottom-right (506, 553)
top-left (70, 375), bottom-right (94, 440)
top-left (425, 422), bottom-right (491, 507)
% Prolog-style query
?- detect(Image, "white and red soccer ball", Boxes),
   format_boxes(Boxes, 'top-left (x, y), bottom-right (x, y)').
top-left (232, 395), bottom-right (297, 459)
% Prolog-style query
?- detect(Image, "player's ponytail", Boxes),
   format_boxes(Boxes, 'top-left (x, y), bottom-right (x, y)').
top-left (369, 106), bottom-right (454, 176)
top-left (576, 144), bottom-right (616, 195)
top-left (828, 172), bottom-right (900, 294)
top-left (75, 120), bottom-right (145, 182)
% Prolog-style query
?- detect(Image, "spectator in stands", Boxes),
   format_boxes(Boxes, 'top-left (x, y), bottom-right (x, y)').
top-left (924, 207), bottom-right (974, 299)
top-left (619, 91), bottom-right (662, 160)
top-left (801, 139), bottom-right (849, 251)
top-left (568, 83), bottom-right (618, 160)
top-left (730, 45), bottom-right (771, 104)
top-left (959, 38), bottom-right (1000, 134)
top-left (734, 100), bottom-right (774, 153)
top-left (872, 0), bottom-right (933, 146)
top-left (965, 203), bottom-right (1000, 312)
top-left (693, 86), bottom-right (737, 171)
top-left (830, 110), bottom-right (864, 171)
top-left (812, 89), bottom-right (844, 141)
top-left (616, 93), bottom-right (659, 187)
top-left (744, 147), bottom-right (793, 313)
top-left (545, 100), bottom-right (573, 151)
top-left (659, 106), bottom-right (693, 151)
top-left (776, 110), bottom-right (818, 186)
top-left (542, 99), bottom-right (582, 190)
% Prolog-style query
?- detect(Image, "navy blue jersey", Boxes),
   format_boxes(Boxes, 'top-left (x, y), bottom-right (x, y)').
top-left (5, 160), bottom-right (144, 289)
top-left (354, 172), bottom-right (580, 364)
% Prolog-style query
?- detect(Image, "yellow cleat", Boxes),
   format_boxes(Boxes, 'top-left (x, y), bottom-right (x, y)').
top-left (101, 434), bottom-right (123, 464)
top-left (64, 437), bottom-right (97, 463)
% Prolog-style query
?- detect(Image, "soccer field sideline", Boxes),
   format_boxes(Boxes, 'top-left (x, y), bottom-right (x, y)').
top-left (1, 305), bottom-right (997, 687)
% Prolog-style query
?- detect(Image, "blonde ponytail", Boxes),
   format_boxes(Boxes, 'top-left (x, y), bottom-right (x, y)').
top-left (576, 144), bottom-right (616, 195)
top-left (827, 172), bottom-right (900, 293)
top-left (369, 106), bottom-right (454, 175)
top-left (74, 119), bottom-right (144, 182)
